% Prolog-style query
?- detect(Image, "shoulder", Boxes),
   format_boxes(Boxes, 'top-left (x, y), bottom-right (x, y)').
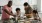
top-left (3, 5), bottom-right (8, 9)
top-left (2, 5), bottom-right (7, 9)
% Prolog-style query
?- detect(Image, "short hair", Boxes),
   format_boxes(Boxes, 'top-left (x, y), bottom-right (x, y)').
top-left (33, 10), bottom-right (38, 14)
top-left (24, 2), bottom-right (28, 6)
top-left (16, 8), bottom-right (20, 11)
top-left (8, 1), bottom-right (12, 4)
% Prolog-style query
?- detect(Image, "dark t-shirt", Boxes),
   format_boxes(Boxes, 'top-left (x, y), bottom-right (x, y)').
top-left (25, 7), bottom-right (32, 18)
top-left (25, 7), bottom-right (32, 14)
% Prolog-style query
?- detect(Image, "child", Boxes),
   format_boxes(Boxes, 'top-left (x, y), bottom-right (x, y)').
top-left (33, 10), bottom-right (41, 21)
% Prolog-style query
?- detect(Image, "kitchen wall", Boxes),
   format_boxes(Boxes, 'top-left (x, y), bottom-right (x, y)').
top-left (0, 0), bottom-right (9, 6)
top-left (0, 0), bottom-right (42, 20)
top-left (37, 0), bottom-right (41, 12)
top-left (0, 0), bottom-right (41, 12)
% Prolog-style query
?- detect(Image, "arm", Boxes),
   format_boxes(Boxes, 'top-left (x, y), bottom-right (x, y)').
top-left (3, 9), bottom-right (12, 15)
top-left (25, 14), bottom-right (33, 16)
top-left (4, 9), bottom-right (15, 16)
top-left (11, 11), bottom-right (14, 16)
top-left (2, 6), bottom-right (12, 15)
top-left (24, 14), bottom-right (33, 18)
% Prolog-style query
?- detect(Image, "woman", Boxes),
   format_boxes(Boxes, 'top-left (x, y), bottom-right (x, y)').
top-left (23, 2), bottom-right (33, 18)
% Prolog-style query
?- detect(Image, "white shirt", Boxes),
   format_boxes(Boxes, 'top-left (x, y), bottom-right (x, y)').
top-left (14, 12), bottom-right (26, 18)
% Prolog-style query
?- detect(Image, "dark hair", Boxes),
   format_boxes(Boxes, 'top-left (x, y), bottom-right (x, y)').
top-left (8, 1), bottom-right (12, 4)
top-left (33, 10), bottom-right (38, 14)
top-left (24, 2), bottom-right (28, 6)
top-left (7, 1), bottom-right (12, 7)
top-left (24, 2), bottom-right (32, 9)
top-left (16, 8), bottom-right (20, 11)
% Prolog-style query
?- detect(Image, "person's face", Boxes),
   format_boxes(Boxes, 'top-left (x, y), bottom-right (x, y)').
top-left (24, 5), bottom-right (28, 10)
top-left (16, 10), bottom-right (20, 13)
top-left (8, 2), bottom-right (12, 7)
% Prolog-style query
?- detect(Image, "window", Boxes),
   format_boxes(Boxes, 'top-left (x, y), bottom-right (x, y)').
top-left (0, 6), bottom-right (3, 14)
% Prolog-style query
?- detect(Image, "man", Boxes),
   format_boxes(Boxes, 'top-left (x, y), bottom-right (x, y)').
top-left (23, 2), bottom-right (33, 18)
top-left (2, 1), bottom-right (14, 23)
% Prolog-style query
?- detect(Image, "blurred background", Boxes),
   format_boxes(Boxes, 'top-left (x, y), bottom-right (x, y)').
top-left (0, 0), bottom-right (42, 21)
